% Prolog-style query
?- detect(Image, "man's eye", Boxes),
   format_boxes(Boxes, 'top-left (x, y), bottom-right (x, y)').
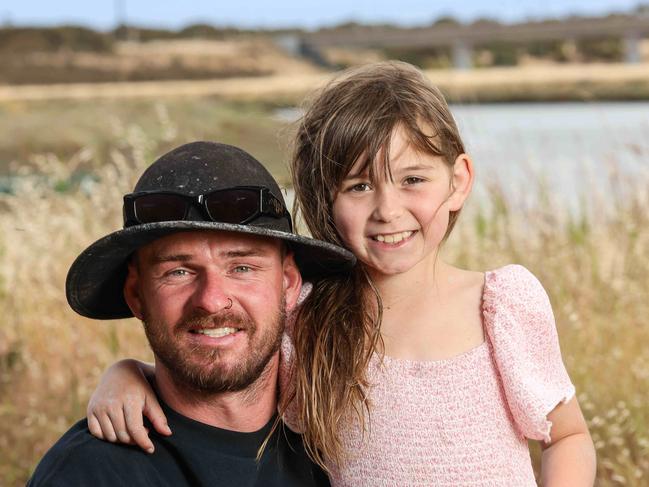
top-left (233, 265), bottom-right (251, 273)
top-left (168, 269), bottom-right (189, 277)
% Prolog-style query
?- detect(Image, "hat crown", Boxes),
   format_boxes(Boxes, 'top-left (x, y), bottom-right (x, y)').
top-left (134, 141), bottom-right (285, 201)
top-left (129, 141), bottom-right (290, 231)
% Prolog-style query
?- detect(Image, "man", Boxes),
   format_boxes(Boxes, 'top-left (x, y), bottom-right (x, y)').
top-left (28, 141), bottom-right (354, 486)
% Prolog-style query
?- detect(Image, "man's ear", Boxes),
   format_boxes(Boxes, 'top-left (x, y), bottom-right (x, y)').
top-left (447, 153), bottom-right (474, 211)
top-left (282, 251), bottom-right (303, 313)
top-left (123, 258), bottom-right (144, 320)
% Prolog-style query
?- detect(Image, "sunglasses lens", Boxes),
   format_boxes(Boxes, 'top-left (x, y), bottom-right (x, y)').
top-left (134, 194), bottom-right (188, 223)
top-left (205, 189), bottom-right (259, 223)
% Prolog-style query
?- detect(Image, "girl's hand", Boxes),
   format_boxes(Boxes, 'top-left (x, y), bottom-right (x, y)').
top-left (86, 359), bottom-right (171, 454)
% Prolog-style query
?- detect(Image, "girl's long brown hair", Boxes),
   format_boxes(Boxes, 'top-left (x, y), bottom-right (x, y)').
top-left (287, 61), bottom-right (467, 470)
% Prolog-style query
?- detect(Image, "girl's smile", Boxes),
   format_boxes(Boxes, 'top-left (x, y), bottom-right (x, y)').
top-left (369, 230), bottom-right (416, 245)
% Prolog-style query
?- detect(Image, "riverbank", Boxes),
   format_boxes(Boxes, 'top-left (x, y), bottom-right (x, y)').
top-left (1, 62), bottom-right (649, 104)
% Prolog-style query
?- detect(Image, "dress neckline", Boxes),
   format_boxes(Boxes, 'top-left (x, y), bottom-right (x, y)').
top-left (374, 269), bottom-right (500, 368)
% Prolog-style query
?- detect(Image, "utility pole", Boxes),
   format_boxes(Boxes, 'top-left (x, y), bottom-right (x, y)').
top-left (115, 0), bottom-right (126, 40)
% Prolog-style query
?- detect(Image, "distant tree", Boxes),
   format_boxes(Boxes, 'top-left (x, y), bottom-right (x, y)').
top-left (526, 40), bottom-right (567, 62)
top-left (180, 24), bottom-right (225, 39)
top-left (476, 41), bottom-right (519, 66)
top-left (113, 25), bottom-right (176, 42)
top-left (323, 21), bottom-right (362, 33)
top-left (470, 17), bottom-right (501, 28)
top-left (432, 16), bottom-right (461, 27)
top-left (179, 24), bottom-right (248, 39)
top-left (577, 37), bottom-right (623, 62)
top-left (383, 46), bottom-right (452, 69)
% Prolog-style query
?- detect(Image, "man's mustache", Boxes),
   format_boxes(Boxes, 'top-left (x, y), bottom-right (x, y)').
top-left (175, 310), bottom-right (253, 333)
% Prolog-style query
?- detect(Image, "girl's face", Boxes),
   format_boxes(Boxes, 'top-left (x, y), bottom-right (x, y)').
top-left (332, 125), bottom-right (473, 278)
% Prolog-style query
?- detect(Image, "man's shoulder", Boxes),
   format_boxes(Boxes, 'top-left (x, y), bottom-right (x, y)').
top-left (28, 419), bottom-right (161, 486)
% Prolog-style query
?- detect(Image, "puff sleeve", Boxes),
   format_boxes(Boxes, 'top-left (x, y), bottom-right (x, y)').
top-left (482, 265), bottom-right (575, 443)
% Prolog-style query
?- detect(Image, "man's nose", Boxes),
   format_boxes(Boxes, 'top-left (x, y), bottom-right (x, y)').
top-left (190, 272), bottom-right (232, 314)
top-left (372, 186), bottom-right (403, 222)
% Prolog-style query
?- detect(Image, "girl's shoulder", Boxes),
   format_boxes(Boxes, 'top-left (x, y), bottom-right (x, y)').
top-left (484, 264), bottom-right (548, 303)
top-left (482, 264), bottom-right (555, 325)
top-left (481, 263), bottom-right (557, 353)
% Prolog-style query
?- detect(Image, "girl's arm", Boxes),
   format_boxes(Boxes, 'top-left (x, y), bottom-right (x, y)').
top-left (540, 396), bottom-right (596, 486)
top-left (86, 359), bottom-right (171, 454)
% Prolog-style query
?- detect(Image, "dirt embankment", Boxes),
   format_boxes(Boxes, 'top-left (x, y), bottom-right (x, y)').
top-left (0, 37), bottom-right (322, 85)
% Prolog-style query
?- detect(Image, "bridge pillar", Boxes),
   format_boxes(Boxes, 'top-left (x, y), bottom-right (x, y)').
top-left (274, 35), bottom-right (330, 67)
top-left (623, 34), bottom-right (642, 63)
top-left (274, 35), bottom-right (301, 56)
top-left (452, 41), bottom-right (473, 70)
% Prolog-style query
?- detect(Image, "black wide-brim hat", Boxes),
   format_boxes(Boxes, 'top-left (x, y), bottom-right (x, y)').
top-left (66, 141), bottom-right (355, 320)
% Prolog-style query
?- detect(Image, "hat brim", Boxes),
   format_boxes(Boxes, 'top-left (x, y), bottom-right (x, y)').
top-left (66, 221), bottom-right (356, 320)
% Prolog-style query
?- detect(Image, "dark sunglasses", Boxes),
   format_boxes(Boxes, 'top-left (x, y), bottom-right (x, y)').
top-left (123, 186), bottom-right (291, 230)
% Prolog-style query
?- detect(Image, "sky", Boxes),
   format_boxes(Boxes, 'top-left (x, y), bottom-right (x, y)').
top-left (1, 0), bottom-right (644, 31)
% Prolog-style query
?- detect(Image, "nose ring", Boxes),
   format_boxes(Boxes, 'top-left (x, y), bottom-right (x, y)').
top-left (224, 298), bottom-right (233, 310)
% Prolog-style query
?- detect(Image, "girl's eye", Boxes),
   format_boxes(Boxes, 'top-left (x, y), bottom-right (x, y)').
top-left (349, 182), bottom-right (371, 192)
top-left (404, 176), bottom-right (425, 185)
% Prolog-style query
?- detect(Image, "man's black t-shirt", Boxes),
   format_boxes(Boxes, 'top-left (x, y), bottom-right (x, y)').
top-left (28, 400), bottom-right (329, 487)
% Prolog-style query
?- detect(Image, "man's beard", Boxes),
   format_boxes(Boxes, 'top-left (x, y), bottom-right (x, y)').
top-left (142, 296), bottom-right (286, 395)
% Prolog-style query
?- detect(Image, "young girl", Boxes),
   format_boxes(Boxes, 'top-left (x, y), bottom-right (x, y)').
top-left (87, 61), bottom-right (595, 485)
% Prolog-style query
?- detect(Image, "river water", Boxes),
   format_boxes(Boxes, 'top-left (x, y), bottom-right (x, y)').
top-left (453, 102), bottom-right (649, 211)
top-left (276, 102), bottom-right (649, 214)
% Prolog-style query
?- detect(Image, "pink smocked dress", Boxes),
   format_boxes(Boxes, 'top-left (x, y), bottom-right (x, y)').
top-left (280, 265), bottom-right (575, 486)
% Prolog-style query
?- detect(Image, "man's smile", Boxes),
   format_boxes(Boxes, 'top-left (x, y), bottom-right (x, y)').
top-left (190, 327), bottom-right (241, 338)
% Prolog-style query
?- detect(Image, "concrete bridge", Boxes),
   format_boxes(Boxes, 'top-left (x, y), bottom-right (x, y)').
top-left (293, 15), bottom-right (649, 68)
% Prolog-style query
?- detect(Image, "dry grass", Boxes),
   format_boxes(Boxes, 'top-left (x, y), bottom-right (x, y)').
top-left (427, 63), bottom-right (649, 102)
top-left (1, 102), bottom-right (648, 486)
top-left (3, 62), bottom-right (649, 104)
top-left (0, 73), bottom-right (329, 104)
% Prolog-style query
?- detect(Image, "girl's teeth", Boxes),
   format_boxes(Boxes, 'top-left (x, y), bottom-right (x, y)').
top-left (374, 231), bottom-right (413, 243)
top-left (195, 327), bottom-right (238, 338)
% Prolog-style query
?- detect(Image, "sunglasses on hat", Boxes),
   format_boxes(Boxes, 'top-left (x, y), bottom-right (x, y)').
top-left (123, 186), bottom-right (291, 230)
